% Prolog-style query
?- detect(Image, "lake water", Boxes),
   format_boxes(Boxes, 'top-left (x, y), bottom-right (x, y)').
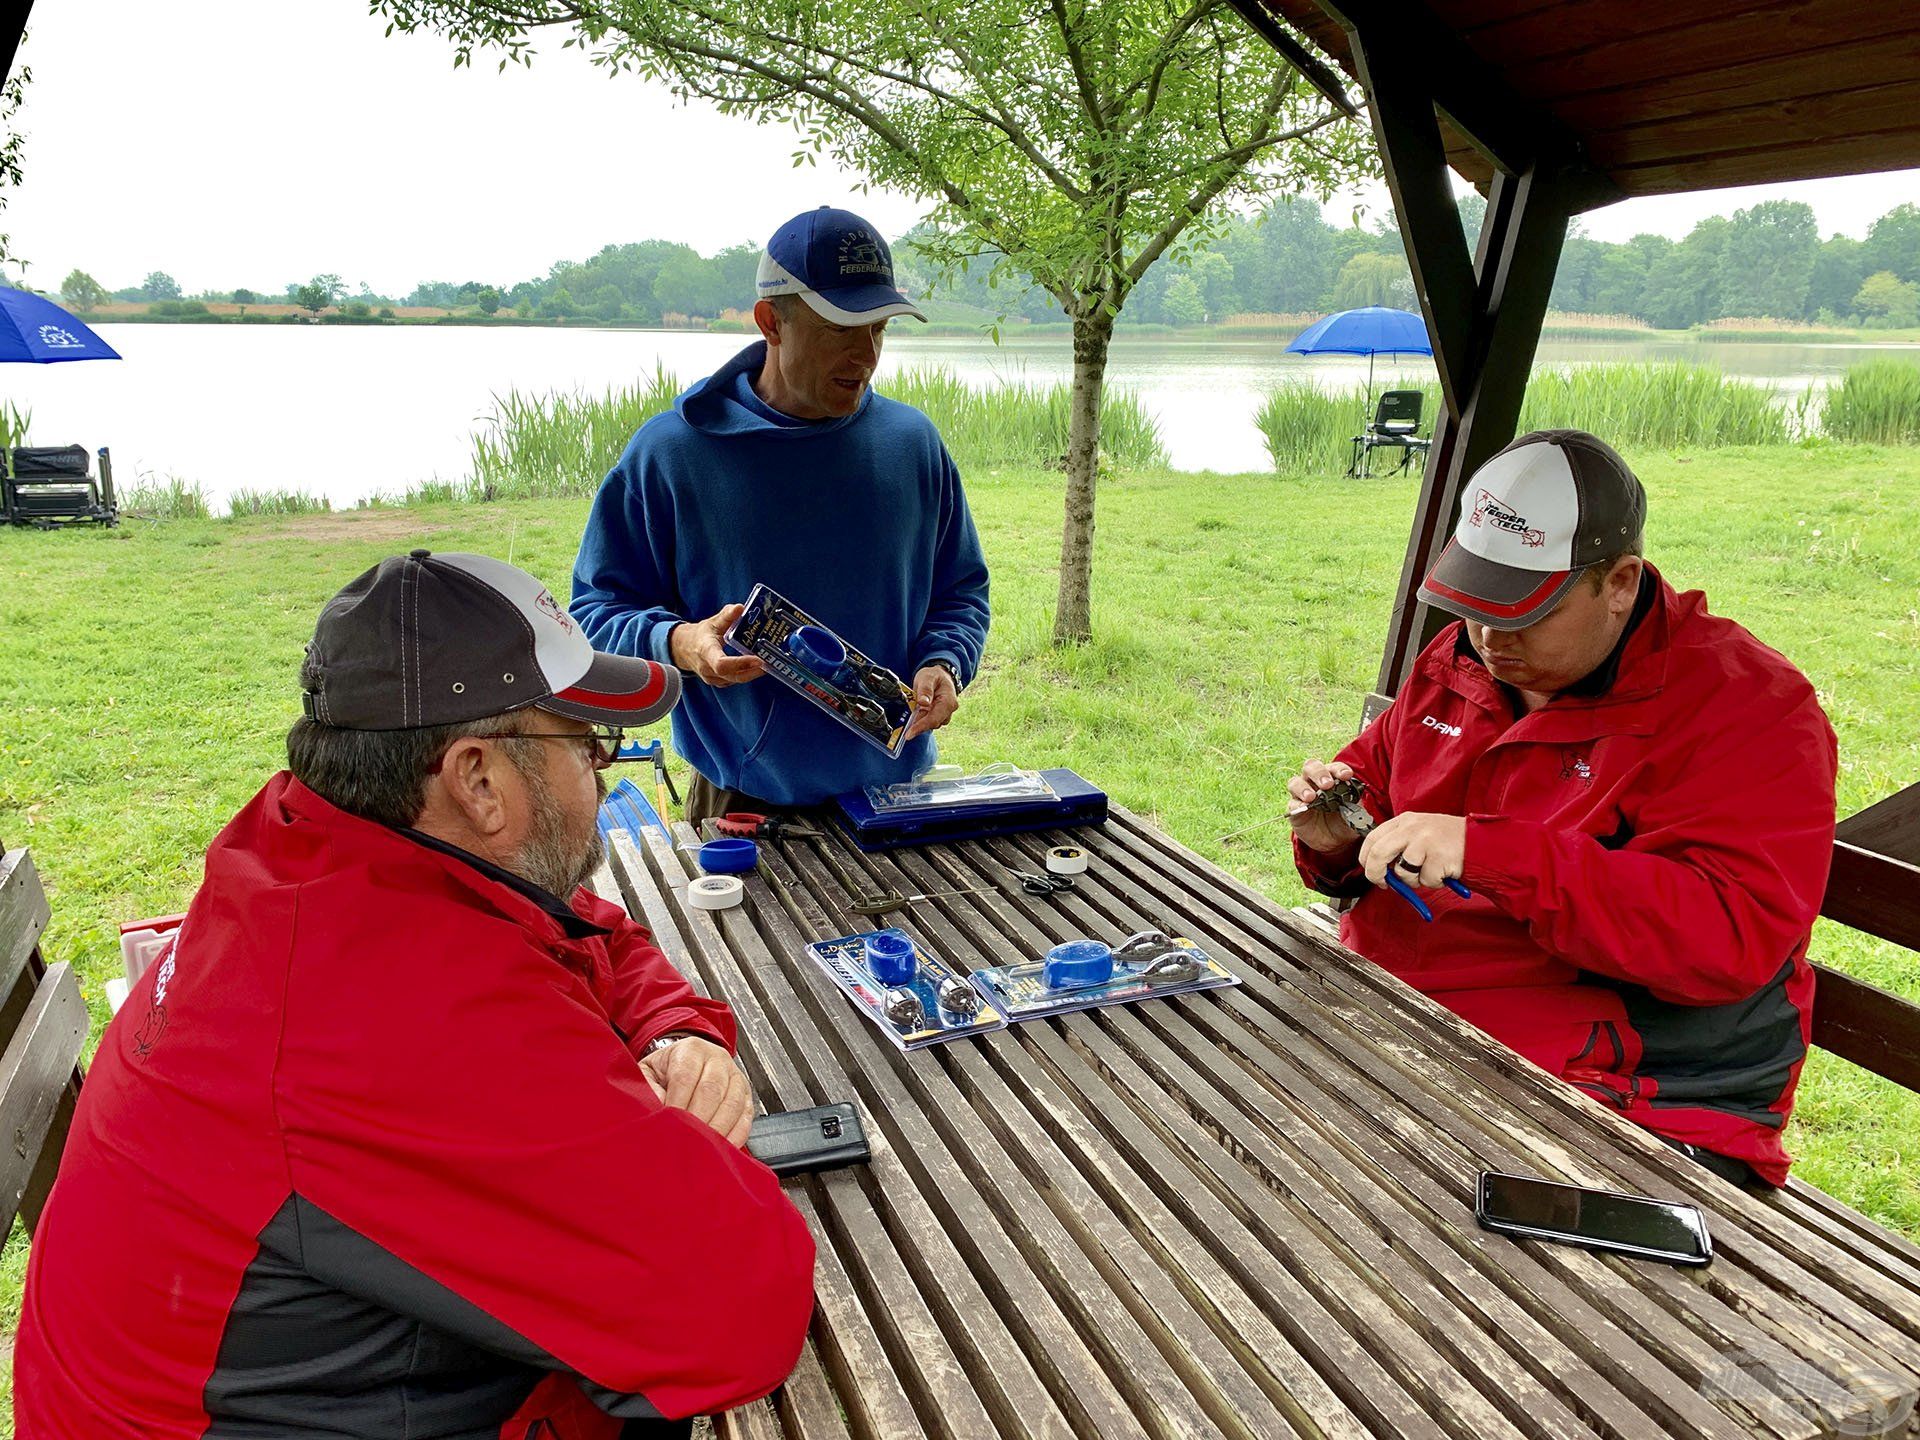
top-left (8, 324), bottom-right (1919, 509)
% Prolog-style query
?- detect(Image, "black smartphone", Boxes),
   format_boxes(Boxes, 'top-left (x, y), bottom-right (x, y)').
top-left (1476, 1170), bottom-right (1713, 1267)
top-left (748, 1103), bottom-right (872, 1178)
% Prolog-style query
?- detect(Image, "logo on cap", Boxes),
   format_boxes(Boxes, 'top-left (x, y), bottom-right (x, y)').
top-left (534, 589), bottom-right (574, 634)
top-left (837, 230), bottom-right (888, 278)
top-left (1469, 488), bottom-right (1546, 548)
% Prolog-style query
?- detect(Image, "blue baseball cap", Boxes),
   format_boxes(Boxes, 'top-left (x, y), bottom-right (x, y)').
top-left (756, 207), bottom-right (927, 325)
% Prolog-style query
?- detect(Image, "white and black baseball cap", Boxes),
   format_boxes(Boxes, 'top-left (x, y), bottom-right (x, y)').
top-left (755, 206), bottom-right (927, 325)
top-left (1418, 430), bottom-right (1646, 631)
top-left (300, 550), bottom-right (679, 730)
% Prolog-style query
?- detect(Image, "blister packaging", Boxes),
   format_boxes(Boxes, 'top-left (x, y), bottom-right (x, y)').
top-left (863, 762), bottom-right (1056, 814)
top-left (725, 584), bottom-right (917, 755)
top-left (972, 932), bottom-right (1238, 1022)
top-left (804, 928), bottom-right (1006, 1051)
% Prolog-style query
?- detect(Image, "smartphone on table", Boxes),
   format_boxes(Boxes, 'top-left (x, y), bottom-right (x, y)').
top-left (748, 1102), bottom-right (872, 1178)
top-left (1475, 1170), bottom-right (1713, 1267)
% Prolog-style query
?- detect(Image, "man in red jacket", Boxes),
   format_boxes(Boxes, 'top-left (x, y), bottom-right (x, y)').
top-left (15, 550), bottom-right (815, 1438)
top-left (1291, 431), bottom-right (1837, 1187)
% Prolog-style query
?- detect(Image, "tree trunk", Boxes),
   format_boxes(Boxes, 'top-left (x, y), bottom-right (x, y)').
top-left (1052, 309), bottom-right (1114, 645)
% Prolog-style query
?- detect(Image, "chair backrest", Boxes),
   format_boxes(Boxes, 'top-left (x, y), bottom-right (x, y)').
top-left (0, 845), bottom-right (90, 1234)
top-left (10, 445), bottom-right (91, 480)
top-left (1373, 390), bottom-right (1423, 431)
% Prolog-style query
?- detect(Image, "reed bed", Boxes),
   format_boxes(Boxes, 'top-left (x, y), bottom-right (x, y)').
top-left (468, 367), bottom-right (682, 502)
top-left (462, 365), bottom-right (1167, 499)
top-left (123, 474), bottom-right (213, 521)
top-left (1256, 363), bottom-right (1790, 475)
top-left (1821, 360), bottom-right (1920, 445)
top-left (225, 488), bottom-right (331, 517)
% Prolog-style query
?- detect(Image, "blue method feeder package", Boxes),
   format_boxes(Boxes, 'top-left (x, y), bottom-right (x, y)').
top-left (723, 583), bottom-right (918, 756)
top-left (864, 928), bottom-right (919, 986)
top-left (1042, 939), bottom-right (1114, 990)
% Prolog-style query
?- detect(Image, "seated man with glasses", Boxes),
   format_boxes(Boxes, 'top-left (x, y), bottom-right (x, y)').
top-left (15, 551), bottom-right (815, 1439)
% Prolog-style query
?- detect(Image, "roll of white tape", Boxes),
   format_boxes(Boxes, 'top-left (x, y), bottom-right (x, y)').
top-left (1045, 845), bottom-right (1089, 876)
top-left (688, 875), bottom-right (745, 911)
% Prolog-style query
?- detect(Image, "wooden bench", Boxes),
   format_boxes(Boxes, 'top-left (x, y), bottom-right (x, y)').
top-left (593, 809), bottom-right (1920, 1440)
top-left (0, 845), bottom-right (91, 1236)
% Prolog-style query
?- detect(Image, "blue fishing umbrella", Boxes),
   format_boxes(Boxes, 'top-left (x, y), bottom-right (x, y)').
top-left (1286, 305), bottom-right (1432, 425)
top-left (0, 286), bottom-right (122, 364)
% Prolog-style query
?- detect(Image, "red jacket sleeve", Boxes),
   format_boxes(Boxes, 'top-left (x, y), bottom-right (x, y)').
top-left (1292, 699), bottom-right (1398, 898)
top-left (574, 889), bottom-right (738, 1060)
top-left (280, 896), bottom-right (816, 1422)
top-left (1462, 685), bottom-right (1837, 1005)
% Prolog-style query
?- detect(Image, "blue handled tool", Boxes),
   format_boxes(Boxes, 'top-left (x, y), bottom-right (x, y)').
top-left (1304, 777), bottom-right (1472, 923)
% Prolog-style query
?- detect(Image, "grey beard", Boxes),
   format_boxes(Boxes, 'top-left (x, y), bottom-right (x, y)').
top-left (509, 751), bottom-right (607, 899)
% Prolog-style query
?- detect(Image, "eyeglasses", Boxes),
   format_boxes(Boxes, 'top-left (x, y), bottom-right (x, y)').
top-left (503, 727), bottom-right (631, 770)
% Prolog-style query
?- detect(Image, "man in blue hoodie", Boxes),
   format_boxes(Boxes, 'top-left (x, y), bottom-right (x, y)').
top-left (571, 207), bottom-right (991, 818)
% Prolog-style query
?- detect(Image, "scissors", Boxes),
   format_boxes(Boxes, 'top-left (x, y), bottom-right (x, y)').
top-left (1004, 865), bottom-right (1074, 896)
top-left (1300, 777), bottom-right (1470, 922)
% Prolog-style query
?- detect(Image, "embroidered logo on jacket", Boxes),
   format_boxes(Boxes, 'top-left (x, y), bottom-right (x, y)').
top-left (1422, 714), bottom-right (1463, 737)
top-left (1559, 749), bottom-right (1594, 787)
top-left (134, 948), bottom-right (176, 1059)
top-left (1469, 488), bottom-right (1546, 548)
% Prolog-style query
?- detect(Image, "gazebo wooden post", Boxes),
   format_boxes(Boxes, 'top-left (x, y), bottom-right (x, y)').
top-left (1298, 1), bottom-right (1620, 717)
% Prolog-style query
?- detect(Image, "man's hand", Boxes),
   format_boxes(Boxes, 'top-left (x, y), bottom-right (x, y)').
top-left (902, 664), bottom-right (959, 741)
top-left (1285, 759), bottom-right (1362, 853)
top-left (640, 1037), bottom-right (754, 1147)
top-left (1360, 812), bottom-right (1467, 890)
top-left (668, 605), bottom-right (766, 689)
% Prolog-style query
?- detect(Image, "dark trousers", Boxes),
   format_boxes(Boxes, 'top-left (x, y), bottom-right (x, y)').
top-left (683, 770), bottom-right (782, 826)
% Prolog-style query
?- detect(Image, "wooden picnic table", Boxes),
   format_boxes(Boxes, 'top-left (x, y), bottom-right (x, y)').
top-left (593, 807), bottom-right (1920, 1440)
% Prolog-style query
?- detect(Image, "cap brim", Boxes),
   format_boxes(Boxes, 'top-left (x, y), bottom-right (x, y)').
top-left (540, 651), bottom-right (681, 727)
top-left (1418, 537), bottom-right (1581, 631)
top-left (799, 284), bottom-right (927, 325)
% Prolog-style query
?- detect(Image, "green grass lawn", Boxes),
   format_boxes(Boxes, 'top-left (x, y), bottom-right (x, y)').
top-left (1, 443), bottom-right (1917, 1422)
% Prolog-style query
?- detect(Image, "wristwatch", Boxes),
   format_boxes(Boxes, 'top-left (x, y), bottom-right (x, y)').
top-left (924, 657), bottom-right (962, 691)
top-left (643, 1030), bottom-right (701, 1057)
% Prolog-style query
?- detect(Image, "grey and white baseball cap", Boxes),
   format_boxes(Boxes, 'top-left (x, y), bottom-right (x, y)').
top-left (1419, 430), bottom-right (1646, 630)
top-left (300, 550), bottom-right (680, 730)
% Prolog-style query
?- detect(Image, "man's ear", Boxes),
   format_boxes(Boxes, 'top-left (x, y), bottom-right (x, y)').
top-left (753, 298), bottom-right (782, 347)
top-left (430, 735), bottom-right (517, 839)
top-left (1607, 556), bottom-right (1645, 616)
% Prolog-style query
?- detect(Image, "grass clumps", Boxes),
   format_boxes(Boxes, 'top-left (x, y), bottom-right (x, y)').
top-left (1821, 360), bottom-right (1920, 445)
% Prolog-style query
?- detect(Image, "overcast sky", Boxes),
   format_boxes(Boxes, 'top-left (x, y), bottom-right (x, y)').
top-left (11, 0), bottom-right (1920, 298)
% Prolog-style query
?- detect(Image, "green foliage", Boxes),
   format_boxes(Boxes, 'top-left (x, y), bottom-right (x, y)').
top-left (878, 367), bottom-right (1166, 471)
top-left (1257, 363), bottom-right (1789, 474)
top-left (468, 368), bottom-right (684, 500)
top-left (123, 473), bottom-right (213, 520)
top-left (0, 31), bottom-right (27, 272)
top-left (1331, 250), bottom-right (1410, 309)
top-left (293, 274), bottom-right (344, 314)
top-left (224, 488), bottom-right (331, 517)
top-left (1854, 271), bottom-right (1920, 329)
top-left (60, 269), bottom-right (107, 313)
top-left (142, 270), bottom-right (181, 302)
top-left (1821, 360), bottom-right (1920, 444)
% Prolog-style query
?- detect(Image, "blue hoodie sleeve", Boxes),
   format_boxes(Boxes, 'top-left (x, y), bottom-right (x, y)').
top-left (570, 439), bottom-right (685, 666)
top-left (910, 444), bottom-right (991, 687)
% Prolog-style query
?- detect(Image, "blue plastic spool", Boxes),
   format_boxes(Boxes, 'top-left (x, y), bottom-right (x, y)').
top-left (1042, 939), bottom-right (1114, 990)
top-left (864, 928), bottom-right (918, 986)
top-left (786, 625), bottom-right (851, 683)
top-left (697, 838), bottom-right (759, 874)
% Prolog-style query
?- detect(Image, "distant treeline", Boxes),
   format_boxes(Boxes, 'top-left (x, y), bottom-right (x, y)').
top-left (57, 197), bottom-right (1920, 331)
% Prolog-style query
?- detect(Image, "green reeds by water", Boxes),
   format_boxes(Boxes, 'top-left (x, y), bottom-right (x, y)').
top-left (1821, 360), bottom-right (1920, 444)
top-left (468, 366), bottom-right (683, 502)
top-left (225, 488), bottom-right (331, 517)
top-left (878, 367), bottom-right (1167, 473)
top-left (123, 474), bottom-right (213, 520)
top-left (461, 365), bottom-right (1168, 500)
top-left (1256, 363), bottom-right (1791, 476)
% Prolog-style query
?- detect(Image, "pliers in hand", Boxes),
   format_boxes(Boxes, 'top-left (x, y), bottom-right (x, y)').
top-left (1303, 777), bottom-right (1471, 922)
